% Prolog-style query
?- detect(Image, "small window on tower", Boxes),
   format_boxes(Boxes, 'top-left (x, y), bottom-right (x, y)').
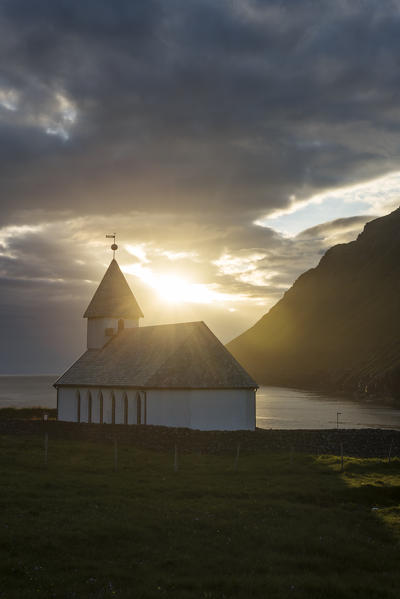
top-left (118, 319), bottom-right (124, 332)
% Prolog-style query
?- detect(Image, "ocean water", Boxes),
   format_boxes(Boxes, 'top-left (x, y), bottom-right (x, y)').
top-left (0, 376), bottom-right (57, 409)
top-left (1, 376), bottom-right (400, 429)
top-left (256, 386), bottom-right (400, 430)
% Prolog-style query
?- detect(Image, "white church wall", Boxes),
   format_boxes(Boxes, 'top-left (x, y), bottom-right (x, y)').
top-left (80, 392), bottom-right (89, 423)
top-left (103, 390), bottom-right (113, 424)
top-left (122, 391), bottom-right (144, 424)
top-left (189, 389), bottom-right (255, 431)
top-left (127, 391), bottom-right (136, 425)
top-left (87, 318), bottom-right (118, 349)
top-left (146, 390), bottom-right (190, 428)
top-left (57, 386), bottom-right (256, 430)
top-left (87, 317), bottom-right (139, 349)
top-left (146, 389), bottom-right (255, 431)
top-left (58, 387), bottom-right (78, 422)
top-left (91, 392), bottom-right (101, 423)
top-left (114, 390), bottom-right (125, 424)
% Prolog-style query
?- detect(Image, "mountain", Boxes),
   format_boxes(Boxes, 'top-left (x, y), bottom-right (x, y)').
top-left (227, 207), bottom-right (400, 398)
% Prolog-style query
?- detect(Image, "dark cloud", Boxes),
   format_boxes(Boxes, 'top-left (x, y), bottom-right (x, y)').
top-left (2, 1), bottom-right (400, 222)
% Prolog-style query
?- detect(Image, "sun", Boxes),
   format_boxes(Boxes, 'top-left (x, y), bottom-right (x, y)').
top-left (122, 262), bottom-right (247, 306)
top-left (154, 274), bottom-right (202, 304)
top-left (122, 263), bottom-right (216, 304)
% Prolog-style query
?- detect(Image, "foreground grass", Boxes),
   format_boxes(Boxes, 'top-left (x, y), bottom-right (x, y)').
top-left (0, 436), bottom-right (399, 599)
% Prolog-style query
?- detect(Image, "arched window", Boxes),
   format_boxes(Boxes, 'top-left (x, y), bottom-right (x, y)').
top-left (111, 392), bottom-right (116, 425)
top-left (76, 390), bottom-right (81, 423)
top-left (118, 319), bottom-right (124, 332)
top-left (87, 391), bottom-right (92, 424)
top-left (123, 392), bottom-right (128, 425)
top-left (136, 392), bottom-right (141, 425)
top-left (99, 391), bottom-right (104, 424)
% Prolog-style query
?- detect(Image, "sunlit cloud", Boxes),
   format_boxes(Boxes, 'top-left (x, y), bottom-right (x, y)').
top-left (0, 224), bottom-right (46, 258)
top-left (239, 269), bottom-right (281, 287)
top-left (213, 252), bottom-right (267, 276)
top-left (43, 93), bottom-right (77, 140)
top-left (296, 215), bottom-right (371, 247)
top-left (255, 171), bottom-right (400, 236)
top-left (56, 93), bottom-right (77, 123)
top-left (0, 87), bottom-right (77, 140)
top-left (0, 88), bottom-right (19, 111)
top-left (126, 244), bottom-right (199, 263)
top-left (213, 252), bottom-right (284, 288)
top-left (45, 125), bottom-right (70, 141)
top-left (158, 250), bottom-right (199, 261)
top-left (125, 243), bottom-right (150, 263)
top-left (122, 262), bottom-right (262, 306)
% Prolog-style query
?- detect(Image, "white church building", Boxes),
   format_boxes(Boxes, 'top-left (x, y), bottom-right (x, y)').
top-left (55, 252), bottom-right (257, 431)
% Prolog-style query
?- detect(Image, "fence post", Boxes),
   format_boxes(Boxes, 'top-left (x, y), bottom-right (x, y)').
top-left (234, 444), bottom-right (241, 471)
top-left (340, 442), bottom-right (344, 472)
top-left (43, 413), bottom-right (48, 468)
top-left (114, 438), bottom-right (118, 472)
top-left (174, 444), bottom-right (179, 472)
top-left (44, 432), bottom-right (48, 467)
top-left (388, 439), bottom-right (393, 464)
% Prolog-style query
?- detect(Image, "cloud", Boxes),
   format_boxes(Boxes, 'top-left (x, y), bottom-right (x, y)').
top-left (2, 1), bottom-right (400, 370)
top-left (296, 215), bottom-right (372, 245)
top-left (257, 171), bottom-right (400, 235)
top-left (2, 1), bottom-right (400, 223)
top-left (0, 205), bottom-right (390, 371)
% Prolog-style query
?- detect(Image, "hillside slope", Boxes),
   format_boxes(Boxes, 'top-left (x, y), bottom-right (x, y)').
top-left (227, 207), bottom-right (400, 397)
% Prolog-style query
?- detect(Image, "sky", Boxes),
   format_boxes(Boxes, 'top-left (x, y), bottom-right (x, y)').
top-left (1, 0), bottom-right (400, 374)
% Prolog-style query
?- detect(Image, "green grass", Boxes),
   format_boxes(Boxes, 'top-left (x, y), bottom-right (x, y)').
top-left (0, 436), bottom-right (399, 598)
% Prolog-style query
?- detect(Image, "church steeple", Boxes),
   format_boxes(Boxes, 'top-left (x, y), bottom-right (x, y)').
top-left (84, 259), bottom-right (143, 320)
top-left (84, 258), bottom-right (143, 349)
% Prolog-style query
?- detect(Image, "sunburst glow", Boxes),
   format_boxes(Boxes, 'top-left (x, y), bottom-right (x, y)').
top-left (122, 263), bottom-right (254, 305)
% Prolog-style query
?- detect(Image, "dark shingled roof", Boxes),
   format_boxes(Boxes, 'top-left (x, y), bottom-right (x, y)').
top-left (55, 321), bottom-right (257, 389)
top-left (83, 259), bottom-right (144, 319)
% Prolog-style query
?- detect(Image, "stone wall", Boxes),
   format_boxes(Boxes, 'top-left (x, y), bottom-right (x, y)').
top-left (0, 419), bottom-right (399, 458)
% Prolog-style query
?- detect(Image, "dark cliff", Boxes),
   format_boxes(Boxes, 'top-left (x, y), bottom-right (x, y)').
top-left (227, 207), bottom-right (400, 398)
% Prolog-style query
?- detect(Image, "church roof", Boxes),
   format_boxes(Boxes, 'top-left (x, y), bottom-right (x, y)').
top-left (55, 321), bottom-right (257, 389)
top-left (83, 259), bottom-right (144, 319)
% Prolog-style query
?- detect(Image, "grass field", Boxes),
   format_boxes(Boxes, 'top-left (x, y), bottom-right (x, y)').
top-left (0, 434), bottom-right (399, 599)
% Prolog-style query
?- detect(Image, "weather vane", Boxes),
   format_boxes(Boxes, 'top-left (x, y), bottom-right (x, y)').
top-left (106, 233), bottom-right (118, 259)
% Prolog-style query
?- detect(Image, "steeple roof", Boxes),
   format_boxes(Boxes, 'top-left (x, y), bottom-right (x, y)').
top-left (83, 259), bottom-right (144, 319)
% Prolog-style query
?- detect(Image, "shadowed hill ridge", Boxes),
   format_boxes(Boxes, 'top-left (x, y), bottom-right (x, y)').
top-left (227, 207), bottom-right (400, 397)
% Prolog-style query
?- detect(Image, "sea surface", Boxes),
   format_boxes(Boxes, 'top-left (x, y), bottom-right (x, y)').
top-left (0, 376), bottom-right (57, 409)
top-left (1, 376), bottom-right (400, 430)
top-left (256, 386), bottom-right (400, 430)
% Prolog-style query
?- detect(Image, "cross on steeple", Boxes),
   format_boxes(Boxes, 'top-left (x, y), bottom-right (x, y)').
top-left (106, 233), bottom-right (118, 259)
